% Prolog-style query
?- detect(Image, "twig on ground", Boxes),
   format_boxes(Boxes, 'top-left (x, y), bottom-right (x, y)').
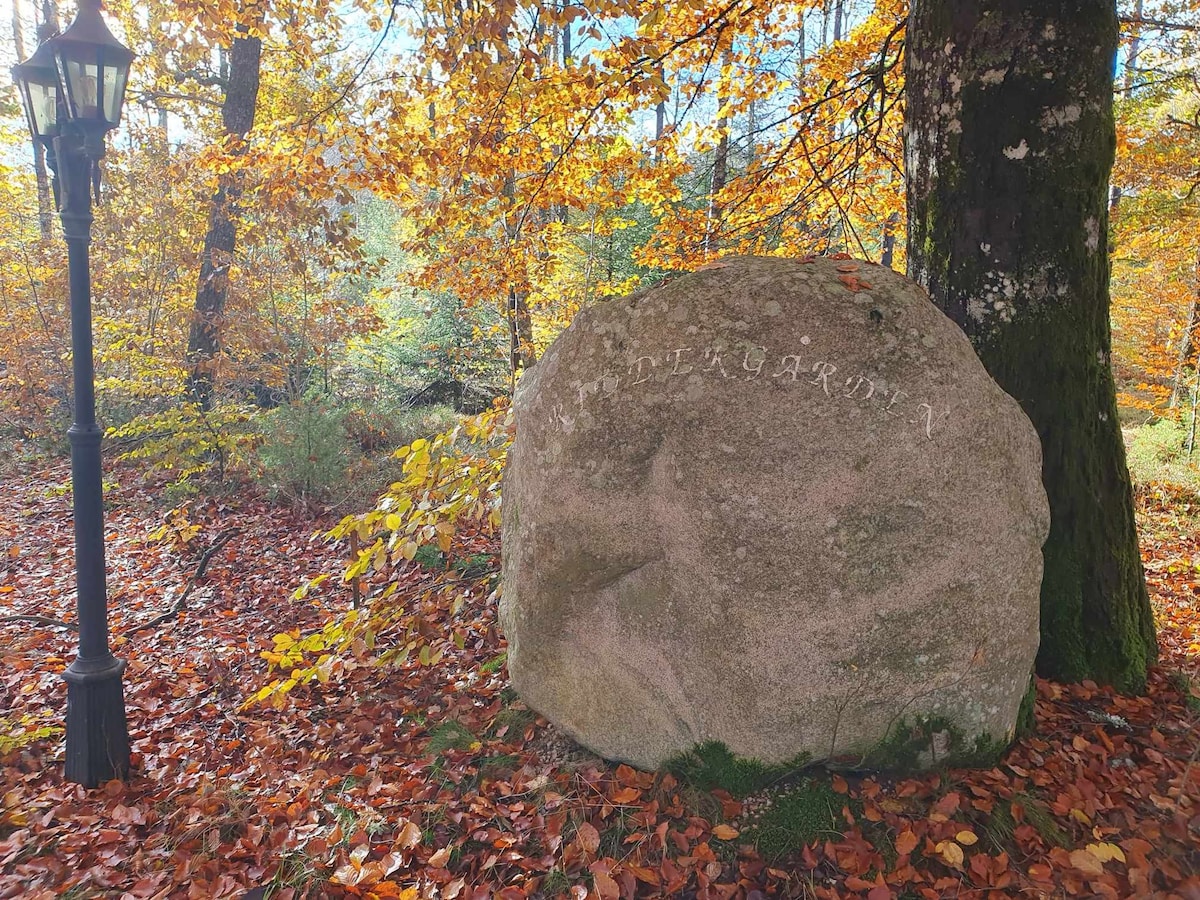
top-left (0, 613), bottom-right (76, 630)
top-left (130, 528), bottom-right (238, 633)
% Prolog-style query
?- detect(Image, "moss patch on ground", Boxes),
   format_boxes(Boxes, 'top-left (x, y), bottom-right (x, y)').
top-left (666, 741), bottom-right (844, 862)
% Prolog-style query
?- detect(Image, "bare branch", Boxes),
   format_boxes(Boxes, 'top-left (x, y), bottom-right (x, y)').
top-left (130, 528), bottom-right (238, 633)
top-left (0, 614), bottom-right (75, 630)
top-left (1120, 15), bottom-right (1200, 32)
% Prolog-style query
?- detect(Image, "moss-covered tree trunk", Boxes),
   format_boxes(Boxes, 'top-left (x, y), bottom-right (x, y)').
top-left (905, 0), bottom-right (1157, 690)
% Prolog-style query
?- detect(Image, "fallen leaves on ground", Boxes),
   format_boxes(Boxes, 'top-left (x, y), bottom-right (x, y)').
top-left (1, 458), bottom-right (1198, 899)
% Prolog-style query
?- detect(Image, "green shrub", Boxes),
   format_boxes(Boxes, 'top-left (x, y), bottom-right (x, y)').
top-left (255, 395), bottom-right (353, 504)
top-left (110, 401), bottom-right (258, 486)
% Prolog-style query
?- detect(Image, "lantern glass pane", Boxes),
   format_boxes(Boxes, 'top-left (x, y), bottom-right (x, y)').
top-left (102, 60), bottom-right (127, 124)
top-left (57, 56), bottom-right (101, 121)
top-left (27, 80), bottom-right (59, 135)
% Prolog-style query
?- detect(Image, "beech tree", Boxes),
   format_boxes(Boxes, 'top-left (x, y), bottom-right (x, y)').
top-left (185, 11), bottom-right (263, 410)
top-left (905, 0), bottom-right (1158, 690)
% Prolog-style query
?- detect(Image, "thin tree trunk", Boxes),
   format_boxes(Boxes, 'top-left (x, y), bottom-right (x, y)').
top-left (1124, 0), bottom-right (1143, 92)
top-left (507, 287), bottom-right (536, 376)
top-left (707, 50), bottom-right (732, 257)
top-left (501, 173), bottom-right (537, 377)
top-left (1187, 369), bottom-right (1199, 457)
top-left (561, 0), bottom-right (571, 62)
top-left (186, 21), bottom-right (262, 410)
top-left (1169, 251), bottom-right (1200, 409)
top-left (880, 210), bottom-right (899, 269)
top-left (906, 0), bottom-right (1156, 691)
top-left (1110, 0), bottom-right (1142, 215)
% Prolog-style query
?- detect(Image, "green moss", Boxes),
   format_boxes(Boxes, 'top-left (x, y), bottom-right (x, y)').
top-left (480, 652), bottom-right (507, 674)
top-left (863, 716), bottom-right (1010, 772)
top-left (452, 553), bottom-right (496, 578)
top-left (749, 779), bottom-right (843, 862)
top-left (413, 543), bottom-right (445, 571)
top-left (1016, 675), bottom-right (1038, 737)
top-left (666, 742), bottom-right (841, 864)
top-left (665, 740), bottom-right (812, 799)
top-left (1168, 671), bottom-right (1200, 714)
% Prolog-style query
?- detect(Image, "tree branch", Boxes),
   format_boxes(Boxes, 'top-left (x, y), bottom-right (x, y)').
top-left (1119, 15), bottom-right (1200, 32)
top-left (0, 614), bottom-right (76, 630)
top-left (130, 528), bottom-right (238, 633)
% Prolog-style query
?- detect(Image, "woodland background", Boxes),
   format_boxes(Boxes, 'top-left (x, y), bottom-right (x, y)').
top-left (1, 0), bottom-right (1199, 898)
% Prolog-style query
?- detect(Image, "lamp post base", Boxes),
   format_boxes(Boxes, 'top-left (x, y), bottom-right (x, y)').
top-left (63, 656), bottom-right (129, 788)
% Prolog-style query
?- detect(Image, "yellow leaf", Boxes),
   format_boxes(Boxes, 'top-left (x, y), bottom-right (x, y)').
top-left (1070, 808), bottom-right (1092, 825)
top-left (955, 830), bottom-right (978, 846)
top-left (1086, 842), bottom-right (1126, 864)
top-left (712, 824), bottom-right (740, 840)
top-left (936, 840), bottom-right (964, 867)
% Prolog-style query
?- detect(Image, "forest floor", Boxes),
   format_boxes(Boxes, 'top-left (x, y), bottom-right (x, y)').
top-left (1, 455), bottom-right (1198, 900)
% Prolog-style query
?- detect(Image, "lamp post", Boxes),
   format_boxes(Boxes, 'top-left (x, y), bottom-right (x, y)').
top-left (12, 0), bottom-right (134, 788)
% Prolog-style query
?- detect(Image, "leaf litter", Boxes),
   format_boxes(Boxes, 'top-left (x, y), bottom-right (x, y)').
top-left (1, 458), bottom-right (1198, 899)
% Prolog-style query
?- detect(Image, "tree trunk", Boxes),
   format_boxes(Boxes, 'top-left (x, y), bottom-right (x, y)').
top-left (706, 50), bottom-right (732, 257)
top-left (186, 23), bottom-right (262, 410)
top-left (1109, 0), bottom-right (1142, 215)
top-left (508, 287), bottom-right (536, 377)
top-left (905, 0), bottom-right (1156, 691)
top-left (880, 210), bottom-right (899, 270)
top-left (1169, 251), bottom-right (1199, 409)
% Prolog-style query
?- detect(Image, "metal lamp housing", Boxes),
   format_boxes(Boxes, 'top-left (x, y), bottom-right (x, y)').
top-left (51, 0), bottom-right (133, 130)
top-left (11, 39), bottom-right (61, 145)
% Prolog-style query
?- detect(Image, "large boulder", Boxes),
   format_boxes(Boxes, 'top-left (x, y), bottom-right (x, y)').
top-left (500, 256), bottom-right (1049, 771)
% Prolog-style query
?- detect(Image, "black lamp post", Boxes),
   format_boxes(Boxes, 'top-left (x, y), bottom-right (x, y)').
top-left (12, 0), bottom-right (134, 788)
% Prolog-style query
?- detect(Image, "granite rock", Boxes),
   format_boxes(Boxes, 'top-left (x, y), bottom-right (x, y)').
top-left (500, 256), bottom-right (1050, 771)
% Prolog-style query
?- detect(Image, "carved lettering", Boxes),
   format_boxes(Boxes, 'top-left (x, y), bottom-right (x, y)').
top-left (913, 402), bottom-right (946, 439)
top-left (810, 362), bottom-right (837, 396)
top-left (667, 347), bottom-right (694, 375)
top-left (743, 347), bottom-right (767, 378)
top-left (629, 356), bottom-right (657, 385)
top-left (772, 354), bottom-right (804, 381)
top-left (566, 341), bottom-right (950, 439)
top-left (703, 348), bottom-right (733, 378)
top-left (843, 374), bottom-right (875, 400)
top-left (550, 402), bottom-right (575, 433)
